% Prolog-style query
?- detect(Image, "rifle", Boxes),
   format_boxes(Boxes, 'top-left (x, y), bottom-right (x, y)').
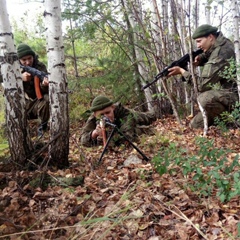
top-left (99, 117), bottom-right (107, 147)
top-left (98, 117), bottom-right (150, 164)
top-left (20, 65), bottom-right (48, 100)
top-left (141, 49), bottom-right (203, 90)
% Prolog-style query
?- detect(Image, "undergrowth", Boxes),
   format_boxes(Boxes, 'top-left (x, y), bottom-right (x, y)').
top-left (152, 137), bottom-right (240, 202)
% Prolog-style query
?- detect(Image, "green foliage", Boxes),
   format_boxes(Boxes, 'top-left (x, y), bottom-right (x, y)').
top-left (238, 222), bottom-right (240, 237)
top-left (0, 93), bottom-right (5, 123)
top-left (0, 94), bottom-right (8, 155)
top-left (214, 102), bottom-right (240, 131)
top-left (152, 92), bottom-right (167, 99)
top-left (11, 14), bottom-right (47, 65)
top-left (207, 82), bottom-right (222, 90)
top-left (219, 57), bottom-right (237, 82)
top-left (62, 0), bottom-right (151, 107)
top-left (214, 116), bottom-right (229, 133)
top-left (68, 90), bottom-right (92, 123)
top-left (152, 137), bottom-right (240, 202)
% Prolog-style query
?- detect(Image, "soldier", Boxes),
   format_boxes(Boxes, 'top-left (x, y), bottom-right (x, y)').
top-left (168, 24), bottom-right (239, 128)
top-left (80, 95), bottom-right (156, 147)
top-left (17, 43), bottom-right (50, 136)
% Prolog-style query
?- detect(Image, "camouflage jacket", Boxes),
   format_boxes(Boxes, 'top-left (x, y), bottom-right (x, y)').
top-left (80, 103), bottom-right (156, 147)
top-left (21, 55), bottom-right (48, 100)
top-left (183, 32), bottom-right (237, 93)
top-left (0, 55), bottom-right (48, 100)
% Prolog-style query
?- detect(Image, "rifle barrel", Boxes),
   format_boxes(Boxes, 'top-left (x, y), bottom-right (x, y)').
top-left (141, 49), bottom-right (203, 90)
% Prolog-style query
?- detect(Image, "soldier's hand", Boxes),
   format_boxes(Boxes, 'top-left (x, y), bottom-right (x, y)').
top-left (194, 55), bottom-right (201, 66)
top-left (168, 66), bottom-right (185, 76)
top-left (91, 124), bottom-right (103, 139)
top-left (42, 77), bottom-right (49, 86)
top-left (22, 72), bottom-right (32, 82)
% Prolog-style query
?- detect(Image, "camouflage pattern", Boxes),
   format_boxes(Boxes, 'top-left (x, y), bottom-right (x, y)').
top-left (22, 55), bottom-right (49, 125)
top-left (0, 55), bottom-right (49, 125)
top-left (182, 32), bottom-right (239, 128)
top-left (80, 103), bottom-right (156, 147)
top-left (26, 94), bottom-right (49, 125)
top-left (190, 90), bottom-right (238, 128)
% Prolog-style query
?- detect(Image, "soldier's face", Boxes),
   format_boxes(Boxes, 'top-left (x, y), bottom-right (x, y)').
top-left (19, 55), bottom-right (34, 66)
top-left (195, 34), bottom-right (215, 52)
top-left (95, 105), bottom-right (115, 122)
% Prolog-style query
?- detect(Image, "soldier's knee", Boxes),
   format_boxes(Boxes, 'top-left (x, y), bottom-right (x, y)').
top-left (197, 90), bottom-right (215, 108)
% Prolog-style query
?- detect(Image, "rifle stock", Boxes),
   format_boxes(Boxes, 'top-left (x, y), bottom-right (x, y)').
top-left (99, 118), bottom-right (107, 147)
top-left (142, 49), bottom-right (203, 90)
top-left (34, 76), bottom-right (43, 100)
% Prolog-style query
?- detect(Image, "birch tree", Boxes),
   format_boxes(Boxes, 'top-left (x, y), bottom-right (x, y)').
top-left (232, 0), bottom-right (240, 97)
top-left (122, 0), bottom-right (155, 111)
top-left (44, 0), bottom-right (69, 167)
top-left (0, 0), bottom-right (32, 166)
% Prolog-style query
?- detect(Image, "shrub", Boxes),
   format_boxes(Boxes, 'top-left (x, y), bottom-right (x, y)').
top-left (214, 101), bottom-right (240, 132)
top-left (152, 137), bottom-right (240, 202)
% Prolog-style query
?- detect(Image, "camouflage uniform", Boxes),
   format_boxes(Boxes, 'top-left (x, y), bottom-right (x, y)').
top-left (182, 32), bottom-right (239, 128)
top-left (22, 55), bottom-right (50, 128)
top-left (80, 102), bottom-right (156, 147)
top-left (0, 55), bottom-right (49, 126)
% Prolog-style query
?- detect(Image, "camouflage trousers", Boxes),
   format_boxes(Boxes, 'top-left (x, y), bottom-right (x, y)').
top-left (190, 89), bottom-right (239, 129)
top-left (26, 94), bottom-right (50, 125)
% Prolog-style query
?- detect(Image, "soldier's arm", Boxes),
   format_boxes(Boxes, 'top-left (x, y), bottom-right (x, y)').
top-left (80, 114), bottom-right (99, 147)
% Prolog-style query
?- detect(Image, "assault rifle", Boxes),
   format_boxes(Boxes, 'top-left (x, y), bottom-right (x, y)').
top-left (142, 49), bottom-right (203, 90)
top-left (20, 65), bottom-right (48, 100)
top-left (98, 116), bottom-right (150, 164)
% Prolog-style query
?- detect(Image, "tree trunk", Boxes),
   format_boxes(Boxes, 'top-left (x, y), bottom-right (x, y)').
top-left (0, 0), bottom-right (33, 167)
top-left (232, 0), bottom-right (240, 98)
top-left (149, 0), bottom-right (182, 123)
top-left (45, 0), bottom-right (69, 168)
top-left (122, 0), bottom-right (155, 111)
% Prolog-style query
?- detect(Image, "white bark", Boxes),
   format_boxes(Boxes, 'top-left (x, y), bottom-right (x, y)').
top-left (150, 0), bottom-right (163, 94)
top-left (151, 0), bottom-right (165, 57)
top-left (0, 0), bottom-right (32, 164)
top-left (204, 1), bottom-right (211, 24)
top-left (198, 99), bottom-right (208, 136)
top-left (123, 0), bottom-right (154, 110)
top-left (232, 0), bottom-right (240, 98)
top-left (44, 0), bottom-right (69, 165)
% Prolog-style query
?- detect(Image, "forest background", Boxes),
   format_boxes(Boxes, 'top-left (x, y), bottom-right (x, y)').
top-left (3, 0), bottom-right (239, 120)
top-left (0, 0), bottom-right (240, 239)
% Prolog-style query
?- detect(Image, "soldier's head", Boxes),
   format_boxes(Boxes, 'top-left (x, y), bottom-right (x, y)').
top-left (17, 43), bottom-right (35, 67)
top-left (192, 24), bottom-right (218, 52)
top-left (90, 95), bottom-right (115, 122)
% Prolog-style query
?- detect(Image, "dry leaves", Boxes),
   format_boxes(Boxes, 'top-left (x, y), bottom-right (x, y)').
top-left (0, 116), bottom-right (239, 239)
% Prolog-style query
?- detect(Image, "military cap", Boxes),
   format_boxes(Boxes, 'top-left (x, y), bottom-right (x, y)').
top-left (90, 95), bottom-right (113, 112)
top-left (17, 43), bottom-right (35, 59)
top-left (192, 24), bottom-right (218, 39)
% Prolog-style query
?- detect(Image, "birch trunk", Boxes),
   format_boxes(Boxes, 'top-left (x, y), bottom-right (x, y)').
top-left (150, 0), bottom-right (182, 124)
top-left (232, 0), bottom-right (240, 98)
top-left (0, 0), bottom-right (32, 166)
top-left (204, 1), bottom-right (211, 24)
top-left (44, 0), bottom-right (69, 167)
top-left (122, 0), bottom-right (154, 111)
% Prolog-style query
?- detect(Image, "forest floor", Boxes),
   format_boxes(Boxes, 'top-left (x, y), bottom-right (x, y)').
top-left (0, 115), bottom-right (239, 240)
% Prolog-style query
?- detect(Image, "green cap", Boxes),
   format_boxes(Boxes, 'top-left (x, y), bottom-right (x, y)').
top-left (17, 43), bottom-right (35, 59)
top-left (192, 24), bottom-right (218, 39)
top-left (90, 95), bottom-right (113, 112)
